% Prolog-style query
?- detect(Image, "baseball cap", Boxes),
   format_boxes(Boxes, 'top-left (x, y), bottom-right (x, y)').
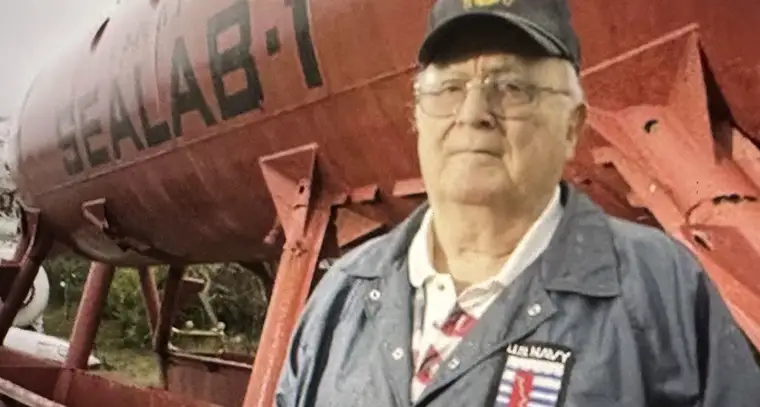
top-left (418, 0), bottom-right (581, 71)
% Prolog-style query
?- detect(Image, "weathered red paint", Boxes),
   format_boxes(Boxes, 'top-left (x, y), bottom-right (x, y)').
top-left (242, 144), bottom-right (333, 407)
top-left (0, 347), bottom-right (226, 407)
top-left (165, 352), bottom-right (252, 407)
top-left (63, 263), bottom-right (115, 370)
top-left (3, 0), bottom-right (760, 406)
top-left (153, 265), bottom-right (185, 388)
top-left (0, 375), bottom-right (65, 407)
top-left (10, 0), bottom-right (760, 266)
top-left (0, 209), bottom-right (52, 342)
top-left (137, 266), bottom-right (161, 334)
top-left (573, 25), bottom-right (760, 346)
top-left (9, 0), bottom-right (429, 266)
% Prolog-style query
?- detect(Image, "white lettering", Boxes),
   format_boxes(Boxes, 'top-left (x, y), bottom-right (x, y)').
top-left (507, 343), bottom-right (572, 364)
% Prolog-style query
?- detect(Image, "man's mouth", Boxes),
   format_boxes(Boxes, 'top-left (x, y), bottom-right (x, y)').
top-left (451, 148), bottom-right (501, 157)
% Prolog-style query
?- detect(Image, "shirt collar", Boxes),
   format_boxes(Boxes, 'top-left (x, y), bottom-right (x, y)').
top-left (342, 182), bottom-right (621, 299)
top-left (492, 185), bottom-right (563, 286)
top-left (408, 209), bottom-right (436, 288)
top-left (407, 185), bottom-right (564, 289)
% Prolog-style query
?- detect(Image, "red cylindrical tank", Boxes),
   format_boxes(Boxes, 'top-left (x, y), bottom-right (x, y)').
top-left (9, 0), bottom-right (760, 266)
top-left (8, 0), bottom-right (434, 265)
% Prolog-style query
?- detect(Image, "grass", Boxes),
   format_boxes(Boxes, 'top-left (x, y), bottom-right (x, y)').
top-left (43, 305), bottom-right (160, 387)
top-left (41, 304), bottom-right (257, 389)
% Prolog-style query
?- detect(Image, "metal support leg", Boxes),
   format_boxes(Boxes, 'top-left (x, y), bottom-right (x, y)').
top-left (242, 144), bottom-right (333, 407)
top-left (138, 266), bottom-right (161, 334)
top-left (241, 201), bottom-right (330, 407)
top-left (52, 262), bottom-right (115, 403)
top-left (576, 26), bottom-right (760, 346)
top-left (0, 209), bottom-right (52, 343)
top-left (153, 265), bottom-right (185, 389)
top-left (64, 262), bottom-right (115, 369)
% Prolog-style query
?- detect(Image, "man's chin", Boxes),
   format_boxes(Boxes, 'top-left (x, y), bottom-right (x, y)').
top-left (439, 183), bottom-right (510, 206)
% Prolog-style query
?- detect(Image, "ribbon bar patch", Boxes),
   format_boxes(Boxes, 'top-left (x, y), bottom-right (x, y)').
top-left (494, 342), bottom-right (574, 407)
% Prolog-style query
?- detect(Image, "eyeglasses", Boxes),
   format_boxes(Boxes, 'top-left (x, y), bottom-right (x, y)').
top-left (413, 75), bottom-right (572, 118)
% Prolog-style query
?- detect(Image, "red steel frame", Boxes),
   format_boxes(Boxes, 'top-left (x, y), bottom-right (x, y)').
top-left (0, 20), bottom-right (758, 407)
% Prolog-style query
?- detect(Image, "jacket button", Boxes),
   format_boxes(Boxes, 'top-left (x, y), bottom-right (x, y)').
top-left (391, 347), bottom-right (404, 360)
top-left (369, 289), bottom-right (381, 301)
top-left (448, 358), bottom-right (460, 369)
top-left (527, 304), bottom-right (542, 317)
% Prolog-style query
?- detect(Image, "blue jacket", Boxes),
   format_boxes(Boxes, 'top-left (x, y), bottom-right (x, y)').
top-left (275, 183), bottom-right (760, 406)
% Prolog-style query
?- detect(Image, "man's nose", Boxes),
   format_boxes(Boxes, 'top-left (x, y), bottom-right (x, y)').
top-left (455, 89), bottom-right (497, 129)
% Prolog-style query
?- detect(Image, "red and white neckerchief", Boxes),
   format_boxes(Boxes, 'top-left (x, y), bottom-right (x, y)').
top-left (410, 272), bottom-right (506, 401)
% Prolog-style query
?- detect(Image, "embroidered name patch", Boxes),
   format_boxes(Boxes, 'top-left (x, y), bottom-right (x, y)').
top-left (494, 342), bottom-right (574, 407)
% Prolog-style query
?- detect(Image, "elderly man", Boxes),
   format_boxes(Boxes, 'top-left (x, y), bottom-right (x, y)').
top-left (275, 0), bottom-right (760, 405)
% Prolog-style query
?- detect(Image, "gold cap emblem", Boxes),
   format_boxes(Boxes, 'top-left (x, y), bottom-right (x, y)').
top-left (462, 0), bottom-right (515, 9)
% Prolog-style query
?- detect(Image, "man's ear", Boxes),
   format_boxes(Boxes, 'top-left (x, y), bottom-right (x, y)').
top-left (564, 102), bottom-right (587, 160)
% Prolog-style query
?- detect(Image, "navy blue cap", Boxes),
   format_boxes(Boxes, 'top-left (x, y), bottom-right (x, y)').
top-left (418, 0), bottom-right (581, 70)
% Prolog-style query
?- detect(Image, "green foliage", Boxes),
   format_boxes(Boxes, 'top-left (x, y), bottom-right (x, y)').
top-left (44, 255), bottom-right (88, 306)
top-left (42, 256), bottom-right (270, 351)
top-left (103, 271), bottom-right (153, 349)
top-left (181, 263), bottom-right (270, 338)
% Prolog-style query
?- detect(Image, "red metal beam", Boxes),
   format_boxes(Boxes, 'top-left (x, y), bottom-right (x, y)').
top-left (242, 145), bottom-right (332, 407)
top-left (0, 376), bottom-right (65, 407)
top-left (578, 26), bottom-right (760, 346)
top-left (154, 265), bottom-right (186, 388)
top-left (138, 266), bottom-right (161, 334)
top-left (65, 263), bottom-right (116, 369)
top-left (0, 208), bottom-right (53, 343)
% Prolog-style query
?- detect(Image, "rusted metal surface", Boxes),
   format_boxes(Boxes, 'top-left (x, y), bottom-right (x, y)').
top-left (64, 263), bottom-right (115, 370)
top-left (62, 369), bottom-right (224, 407)
top-left (0, 349), bottom-right (61, 402)
top-left (349, 184), bottom-right (379, 204)
top-left (4, 0), bottom-right (760, 405)
top-left (0, 346), bottom-right (226, 407)
top-left (0, 209), bottom-right (52, 343)
top-left (8, 0), bottom-right (430, 266)
top-left (165, 352), bottom-right (251, 407)
top-left (242, 145), bottom-right (332, 407)
top-left (0, 209), bottom-right (34, 303)
top-left (334, 207), bottom-right (385, 248)
top-left (392, 178), bottom-right (426, 198)
top-left (0, 376), bottom-right (65, 407)
top-left (153, 265), bottom-right (184, 388)
top-left (50, 263), bottom-right (115, 404)
top-left (566, 24), bottom-right (760, 344)
top-left (137, 266), bottom-right (160, 334)
top-left (8, 0), bottom-right (760, 266)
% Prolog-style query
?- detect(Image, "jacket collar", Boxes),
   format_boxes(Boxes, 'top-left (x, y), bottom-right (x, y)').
top-left (339, 181), bottom-right (621, 297)
top-left (540, 182), bottom-right (621, 297)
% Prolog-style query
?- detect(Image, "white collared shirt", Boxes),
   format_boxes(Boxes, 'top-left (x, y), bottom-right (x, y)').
top-left (407, 186), bottom-right (563, 401)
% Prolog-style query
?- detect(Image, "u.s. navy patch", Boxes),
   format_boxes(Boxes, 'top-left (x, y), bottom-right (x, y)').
top-left (493, 342), bottom-right (574, 407)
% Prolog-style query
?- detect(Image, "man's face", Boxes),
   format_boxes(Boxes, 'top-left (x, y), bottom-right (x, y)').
top-left (414, 27), bottom-right (585, 208)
